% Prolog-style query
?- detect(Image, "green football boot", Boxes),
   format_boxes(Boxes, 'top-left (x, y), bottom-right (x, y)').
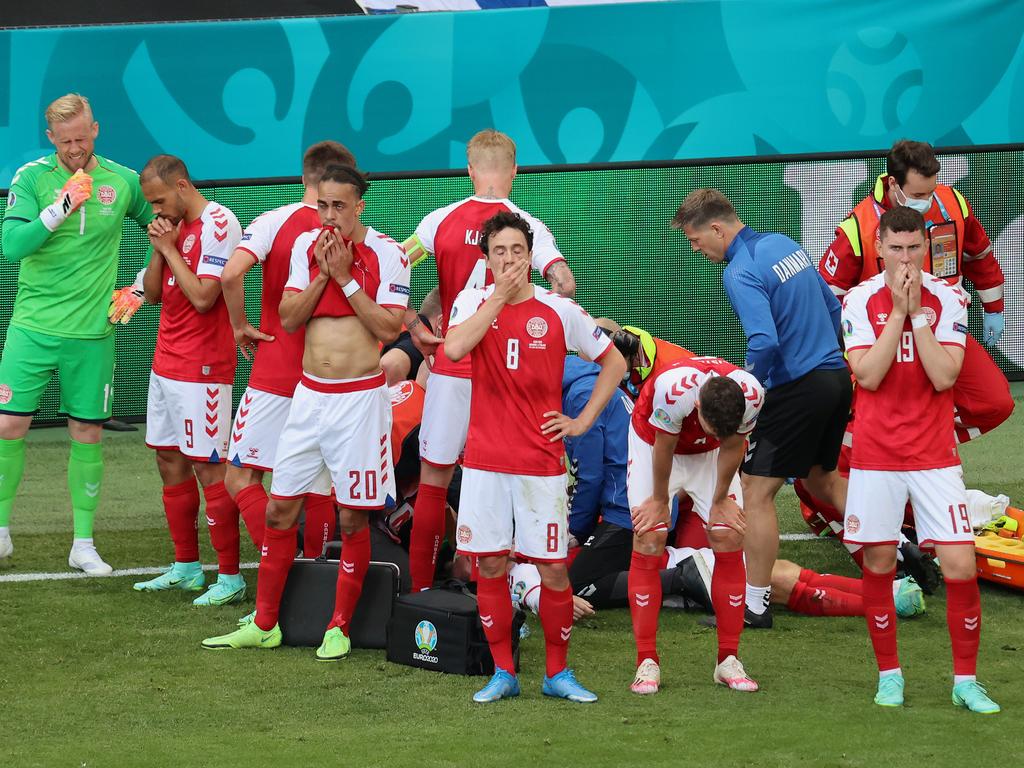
top-left (874, 674), bottom-right (905, 707)
top-left (201, 619), bottom-right (282, 650)
top-left (192, 573), bottom-right (246, 606)
top-left (893, 577), bottom-right (926, 618)
top-left (952, 680), bottom-right (1000, 714)
top-left (315, 626), bottom-right (351, 662)
top-left (133, 561), bottom-right (204, 592)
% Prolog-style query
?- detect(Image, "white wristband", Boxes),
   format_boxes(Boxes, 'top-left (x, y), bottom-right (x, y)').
top-left (40, 202), bottom-right (69, 232)
top-left (911, 313), bottom-right (929, 329)
top-left (342, 279), bottom-right (360, 298)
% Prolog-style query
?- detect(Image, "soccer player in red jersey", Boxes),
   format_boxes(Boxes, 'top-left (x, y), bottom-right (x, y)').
top-left (444, 211), bottom-right (625, 703)
top-left (402, 130), bottom-right (577, 593)
top-left (220, 141), bottom-right (356, 560)
top-left (627, 355), bottom-right (764, 694)
top-left (842, 206), bottom-right (999, 713)
top-left (202, 165), bottom-right (409, 659)
top-left (821, 140), bottom-right (1012, 445)
top-left (130, 155), bottom-right (247, 606)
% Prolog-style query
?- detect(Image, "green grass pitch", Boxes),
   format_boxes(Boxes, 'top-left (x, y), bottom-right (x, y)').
top-left (3, 388), bottom-right (1024, 767)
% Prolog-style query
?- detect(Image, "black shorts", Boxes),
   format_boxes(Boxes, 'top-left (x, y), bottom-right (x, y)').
top-left (741, 366), bottom-right (852, 479)
top-left (569, 521), bottom-right (633, 595)
top-left (382, 330), bottom-right (425, 381)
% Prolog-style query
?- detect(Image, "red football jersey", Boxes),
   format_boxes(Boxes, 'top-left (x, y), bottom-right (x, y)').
top-left (236, 202), bottom-right (320, 397)
top-left (842, 271), bottom-right (969, 470)
top-left (449, 285), bottom-right (611, 476)
top-left (632, 357), bottom-right (764, 455)
top-left (284, 226), bottom-right (411, 318)
top-left (414, 197), bottom-right (565, 378)
top-left (152, 202), bottom-right (242, 384)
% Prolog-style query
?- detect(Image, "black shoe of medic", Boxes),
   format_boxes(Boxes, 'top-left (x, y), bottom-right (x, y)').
top-left (698, 605), bottom-right (774, 630)
top-left (898, 542), bottom-right (941, 595)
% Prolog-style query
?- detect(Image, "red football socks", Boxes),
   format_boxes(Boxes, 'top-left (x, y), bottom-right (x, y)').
top-left (862, 567), bottom-right (899, 672)
top-left (302, 493), bottom-right (336, 558)
top-left (799, 568), bottom-right (863, 595)
top-left (540, 584), bottom-right (574, 678)
top-left (254, 524), bottom-right (298, 631)
top-left (628, 550), bottom-right (663, 666)
top-left (711, 548), bottom-right (745, 663)
top-left (476, 574), bottom-right (516, 672)
top-left (330, 526), bottom-right (371, 636)
top-left (204, 481), bottom-right (240, 575)
top-left (163, 476), bottom-right (200, 563)
top-left (235, 483), bottom-right (267, 549)
top-left (945, 576), bottom-right (981, 677)
top-left (787, 578), bottom-right (862, 617)
top-left (409, 483), bottom-right (448, 592)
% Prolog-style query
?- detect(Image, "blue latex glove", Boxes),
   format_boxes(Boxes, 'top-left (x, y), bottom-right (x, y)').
top-left (983, 312), bottom-right (1004, 347)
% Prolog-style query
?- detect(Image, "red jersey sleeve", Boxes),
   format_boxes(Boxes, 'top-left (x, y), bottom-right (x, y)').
top-left (195, 205), bottom-right (242, 280)
top-left (959, 198), bottom-right (1004, 313)
top-left (820, 223), bottom-right (863, 297)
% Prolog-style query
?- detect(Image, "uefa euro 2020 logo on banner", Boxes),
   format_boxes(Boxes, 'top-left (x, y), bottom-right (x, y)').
top-left (413, 620), bottom-right (439, 664)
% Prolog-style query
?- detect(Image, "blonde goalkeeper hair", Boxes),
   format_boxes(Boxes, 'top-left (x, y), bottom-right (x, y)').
top-left (45, 93), bottom-right (93, 126)
top-left (467, 130), bottom-right (516, 172)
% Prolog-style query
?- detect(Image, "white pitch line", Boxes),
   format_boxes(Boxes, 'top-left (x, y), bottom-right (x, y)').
top-left (0, 561), bottom-right (260, 584)
top-left (1, 534), bottom-right (828, 583)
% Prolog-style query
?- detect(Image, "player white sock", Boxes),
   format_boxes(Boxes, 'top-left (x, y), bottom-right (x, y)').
top-left (954, 674), bottom-right (976, 685)
top-left (72, 537), bottom-right (95, 550)
top-left (879, 668), bottom-right (902, 679)
top-left (745, 584), bottom-right (770, 614)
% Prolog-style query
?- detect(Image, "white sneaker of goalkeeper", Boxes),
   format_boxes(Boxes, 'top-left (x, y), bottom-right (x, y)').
top-left (68, 539), bottom-right (113, 576)
top-left (0, 527), bottom-right (11, 559)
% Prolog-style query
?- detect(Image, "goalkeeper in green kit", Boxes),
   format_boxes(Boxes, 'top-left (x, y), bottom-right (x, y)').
top-left (0, 93), bottom-right (153, 574)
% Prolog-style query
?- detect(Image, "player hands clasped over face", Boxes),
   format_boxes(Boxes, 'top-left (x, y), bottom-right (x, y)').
top-left (820, 139), bottom-right (1012, 446)
top-left (202, 164), bottom-right (410, 661)
top-left (218, 141), bottom-right (356, 563)
top-left (842, 206), bottom-right (999, 714)
top-left (0, 93), bottom-right (153, 574)
top-left (131, 155), bottom-right (250, 605)
top-left (443, 211), bottom-right (626, 704)
top-left (401, 129), bottom-right (577, 595)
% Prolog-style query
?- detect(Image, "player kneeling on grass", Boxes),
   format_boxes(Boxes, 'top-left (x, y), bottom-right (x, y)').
top-left (842, 206), bottom-right (998, 714)
top-left (130, 155), bottom-right (249, 605)
top-left (202, 164), bottom-right (410, 660)
top-left (444, 211), bottom-right (626, 703)
top-left (627, 357), bottom-right (763, 695)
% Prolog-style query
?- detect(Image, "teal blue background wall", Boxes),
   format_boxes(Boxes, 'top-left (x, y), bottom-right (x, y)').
top-left (2, 0), bottom-right (1023, 182)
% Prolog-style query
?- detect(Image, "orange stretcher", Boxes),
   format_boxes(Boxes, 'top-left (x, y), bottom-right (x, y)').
top-left (975, 508), bottom-right (1024, 590)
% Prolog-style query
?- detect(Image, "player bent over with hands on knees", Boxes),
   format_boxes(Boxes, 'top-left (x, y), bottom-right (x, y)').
top-left (202, 165), bottom-right (410, 660)
top-left (444, 211), bottom-right (625, 703)
top-left (628, 356), bottom-right (764, 695)
top-left (843, 206), bottom-right (998, 714)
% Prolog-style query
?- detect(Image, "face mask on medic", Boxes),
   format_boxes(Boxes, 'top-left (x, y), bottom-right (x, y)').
top-left (894, 182), bottom-right (933, 215)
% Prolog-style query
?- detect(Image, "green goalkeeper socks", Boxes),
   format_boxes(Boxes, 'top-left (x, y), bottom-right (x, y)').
top-left (68, 439), bottom-right (104, 539)
top-left (0, 437), bottom-right (26, 527)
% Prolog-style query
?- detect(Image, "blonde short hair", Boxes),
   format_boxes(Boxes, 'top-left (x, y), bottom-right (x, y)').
top-left (467, 129), bottom-right (516, 172)
top-left (45, 93), bottom-right (93, 127)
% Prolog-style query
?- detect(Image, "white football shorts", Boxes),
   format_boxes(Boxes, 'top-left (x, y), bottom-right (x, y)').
top-left (270, 371), bottom-right (396, 509)
top-left (146, 372), bottom-right (232, 463)
top-left (627, 425), bottom-right (742, 531)
top-left (418, 372), bottom-right (471, 467)
top-left (456, 468), bottom-right (569, 562)
top-left (844, 466), bottom-right (972, 549)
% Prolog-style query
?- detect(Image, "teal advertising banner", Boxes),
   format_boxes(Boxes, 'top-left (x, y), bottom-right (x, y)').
top-left (2, 0), bottom-right (1023, 182)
